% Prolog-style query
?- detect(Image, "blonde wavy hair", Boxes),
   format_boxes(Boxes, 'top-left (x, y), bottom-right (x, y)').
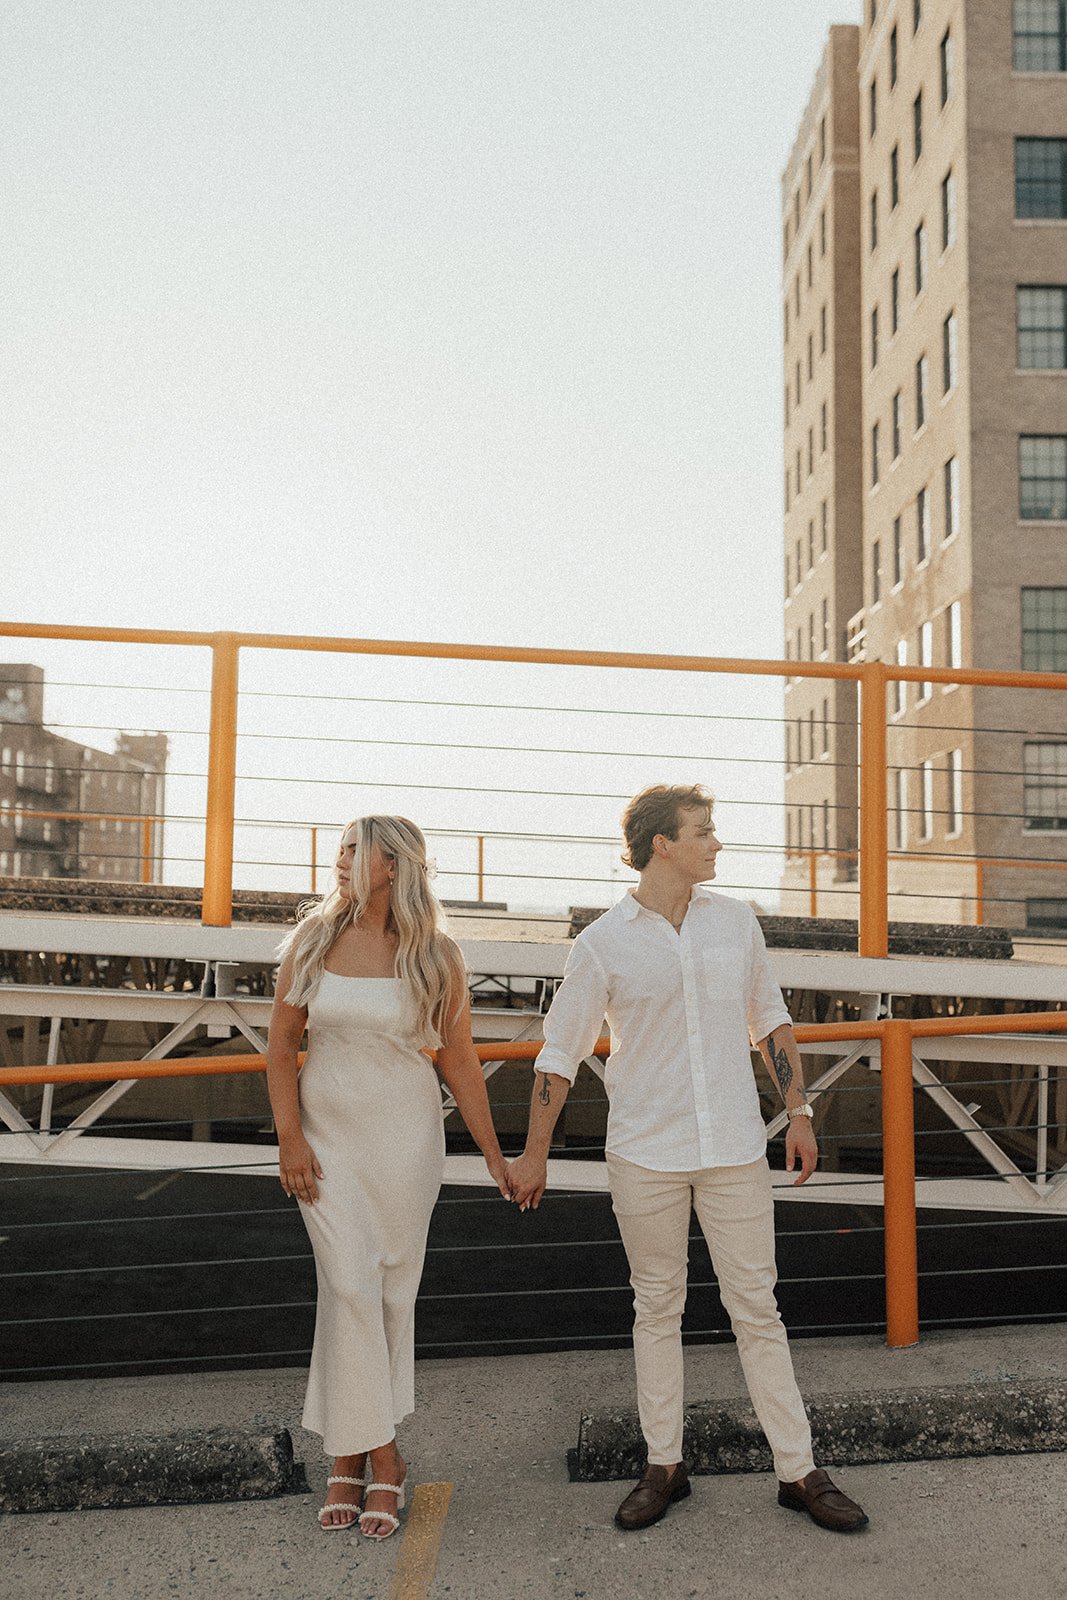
top-left (277, 815), bottom-right (467, 1048)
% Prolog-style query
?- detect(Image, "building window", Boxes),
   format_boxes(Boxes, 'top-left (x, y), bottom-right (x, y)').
top-left (896, 768), bottom-right (908, 848)
top-left (808, 520), bottom-right (815, 571)
top-left (820, 116), bottom-right (827, 165)
top-left (820, 301), bottom-right (827, 353)
top-left (948, 749), bottom-right (963, 835)
top-left (890, 144), bottom-right (900, 209)
top-left (949, 600), bottom-right (963, 670)
top-left (796, 449), bottom-right (802, 496)
top-left (1018, 285), bottom-right (1067, 367)
top-left (1016, 138), bottom-right (1067, 218)
top-left (920, 759), bottom-right (934, 838)
top-left (1026, 898), bottom-right (1067, 931)
top-left (941, 170), bottom-right (957, 250)
top-left (806, 154), bottom-right (813, 202)
top-left (893, 514), bottom-right (903, 585)
top-left (807, 331), bottom-right (814, 380)
top-left (1022, 587), bottom-right (1067, 669)
top-left (913, 0), bottom-right (922, 30)
top-left (872, 420), bottom-right (881, 487)
top-left (890, 24), bottom-right (899, 87)
top-left (808, 612), bottom-right (815, 660)
top-left (919, 619), bottom-right (934, 701)
top-left (943, 310), bottom-right (958, 392)
top-left (794, 190), bottom-right (801, 233)
top-left (891, 266), bottom-right (900, 333)
top-left (873, 539), bottom-right (882, 603)
top-left (821, 400), bottom-right (828, 453)
top-left (913, 91), bottom-right (923, 163)
top-left (1024, 742), bottom-right (1067, 829)
top-left (796, 537), bottom-right (802, 581)
top-left (786, 810), bottom-right (793, 852)
top-left (784, 300), bottom-right (790, 343)
top-left (808, 427), bottom-right (814, 477)
top-left (821, 498), bottom-right (828, 552)
top-left (820, 207), bottom-right (827, 256)
top-left (1020, 435), bottom-right (1067, 519)
top-left (940, 27), bottom-right (953, 104)
top-left (821, 597), bottom-right (829, 655)
top-left (914, 221), bottom-right (927, 293)
top-left (944, 455), bottom-right (960, 539)
top-left (896, 639), bottom-right (908, 715)
top-left (892, 390), bottom-right (903, 459)
top-left (785, 724), bottom-right (793, 772)
top-left (916, 353), bottom-right (929, 429)
top-left (870, 189), bottom-right (879, 253)
top-left (795, 273), bottom-right (801, 316)
top-left (1014, 1), bottom-right (1067, 71)
top-left (871, 304), bottom-right (879, 368)
top-left (822, 697), bottom-right (830, 753)
top-left (917, 483), bottom-right (931, 562)
top-left (807, 241), bottom-right (813, 289)
top-left (870, 75), bottom-right (878, 139)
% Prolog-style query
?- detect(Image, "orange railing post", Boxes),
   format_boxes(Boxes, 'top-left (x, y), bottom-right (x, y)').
top-left (859, 662), bottom-right (889, 959)
top-left (141, 815), bottom-right (153, 885)
top-left (202, 633), bottom-right (240, 927)
top-left (880, 1017), bottom-right (919, 1347)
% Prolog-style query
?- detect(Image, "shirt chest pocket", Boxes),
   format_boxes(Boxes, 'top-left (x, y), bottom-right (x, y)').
top-left (698, 945), bottom-right (747, 1007)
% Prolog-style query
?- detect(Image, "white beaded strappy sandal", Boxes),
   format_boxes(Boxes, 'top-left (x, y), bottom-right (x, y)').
top-left (317, 1471), bottom-right (365, 1531)
top-left (358, 1477), bottom-right (407, 1540)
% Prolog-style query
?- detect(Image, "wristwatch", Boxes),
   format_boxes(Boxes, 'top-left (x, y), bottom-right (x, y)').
top-left (787, 1102), bottom-right (813, 1120)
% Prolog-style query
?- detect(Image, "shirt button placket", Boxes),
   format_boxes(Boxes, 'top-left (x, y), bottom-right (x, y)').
top-left (680, 923), bottom-right (714, 1164)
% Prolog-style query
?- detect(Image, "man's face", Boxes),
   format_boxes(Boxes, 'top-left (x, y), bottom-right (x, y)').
top-left (660, 808), bottom-right (722, 884)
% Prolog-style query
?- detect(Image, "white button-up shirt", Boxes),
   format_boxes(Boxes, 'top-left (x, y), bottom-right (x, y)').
top-left (537, 887), bottom-right (792, 1172)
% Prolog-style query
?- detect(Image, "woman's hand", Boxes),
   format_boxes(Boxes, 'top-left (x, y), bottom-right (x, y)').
top-left (278, 1133), bottom-right (324, 1204)
top-left (485, 1151), bottom-right (514, 1202)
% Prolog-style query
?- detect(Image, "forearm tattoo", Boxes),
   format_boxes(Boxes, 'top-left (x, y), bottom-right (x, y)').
top-left (537, 1073), bottom-right (551, 1106)
top-left (769, 1030), bottom-right (794, 1098)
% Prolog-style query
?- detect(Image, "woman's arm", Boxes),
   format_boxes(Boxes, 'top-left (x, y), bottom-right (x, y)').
top-left (265, 952), bottom-right (322, 1203)
top-left (435, 978), bottom-right (512, 1200)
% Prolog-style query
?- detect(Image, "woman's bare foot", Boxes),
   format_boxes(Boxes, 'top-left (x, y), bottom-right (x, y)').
top-left (319, 1452), bottom-right (367, 1530)
top-left (360, 1441), bottom-right (407, 1539)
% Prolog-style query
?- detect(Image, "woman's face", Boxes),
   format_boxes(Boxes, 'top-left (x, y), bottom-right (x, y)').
top-left (336, 830), bottom-right (393, 898)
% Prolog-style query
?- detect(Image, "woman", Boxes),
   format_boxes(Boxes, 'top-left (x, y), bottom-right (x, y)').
top-left (266, 815), bottom-right (511, 1537)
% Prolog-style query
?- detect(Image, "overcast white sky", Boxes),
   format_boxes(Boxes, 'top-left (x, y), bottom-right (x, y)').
top-left (1, 1), bottom-right (858, 905)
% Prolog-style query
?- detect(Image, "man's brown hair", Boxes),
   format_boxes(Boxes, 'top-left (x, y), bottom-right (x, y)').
top-left (621, 784), bottom-right (714, 871)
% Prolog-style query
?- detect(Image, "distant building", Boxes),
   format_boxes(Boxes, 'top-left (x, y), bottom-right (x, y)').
top-left (782, 3), bottom-right (1067, 929)
top-left (0, 665), bottom-right (168, 882)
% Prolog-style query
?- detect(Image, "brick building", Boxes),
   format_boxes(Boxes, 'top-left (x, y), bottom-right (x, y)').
top-left (0, 665), bottom-right (167, 882)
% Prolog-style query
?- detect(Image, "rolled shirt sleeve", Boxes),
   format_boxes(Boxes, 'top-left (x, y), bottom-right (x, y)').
top-left (536, 936), bottom-right (609, 1085)
top-left (745, 911), bottom-right (793, 1047)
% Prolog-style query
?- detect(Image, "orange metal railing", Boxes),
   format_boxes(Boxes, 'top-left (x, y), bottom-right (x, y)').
top-left (6, 1009), bottom-right (1067, 1349)
top-left (4, 621), bottom-right (1067, 951)
top-left (788, 846), bottom-right (1067, 925)
top-left (7, 806), bottom-right (163, 885)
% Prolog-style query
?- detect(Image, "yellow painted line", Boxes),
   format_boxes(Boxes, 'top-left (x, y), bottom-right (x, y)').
top-left (386, 1481), bottom-right (454, 1600)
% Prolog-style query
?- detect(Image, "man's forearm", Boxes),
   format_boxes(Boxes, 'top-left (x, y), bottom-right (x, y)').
top-left (759, 1024), bottom-right (808, 1108)
top-left (523, 1069), bottom-right (570, 1155)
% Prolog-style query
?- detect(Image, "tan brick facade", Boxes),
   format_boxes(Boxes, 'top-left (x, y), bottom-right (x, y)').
top-left (782, 3), bottom-right (1067, 929)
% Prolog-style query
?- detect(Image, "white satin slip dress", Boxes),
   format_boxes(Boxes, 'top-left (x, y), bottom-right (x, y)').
top-left (297, 971), bottom-right (445, 1456)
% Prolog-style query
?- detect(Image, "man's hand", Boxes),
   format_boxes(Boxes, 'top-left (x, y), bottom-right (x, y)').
top-left (506, 1150), bottom-right (548, 1212)
top-left (785, 1115), bottom-right (818, 1186)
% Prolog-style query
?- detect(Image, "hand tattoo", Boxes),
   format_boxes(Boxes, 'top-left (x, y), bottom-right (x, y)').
top-left (537, 1073), bottom-right (551, 1106)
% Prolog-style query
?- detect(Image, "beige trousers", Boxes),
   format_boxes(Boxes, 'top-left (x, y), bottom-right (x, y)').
top-left (606, 1151), bottom-right (816, 1482)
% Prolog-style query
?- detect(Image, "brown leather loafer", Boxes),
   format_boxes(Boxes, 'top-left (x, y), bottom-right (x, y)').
top-left (614, 1461), bottom-right (691, 1531)
top-left (777, 1468), bottom-right (869, 1532)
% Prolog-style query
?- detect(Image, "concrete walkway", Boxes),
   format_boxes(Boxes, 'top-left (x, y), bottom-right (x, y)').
top-left (5, 1326), bottom-right (1067, 1600)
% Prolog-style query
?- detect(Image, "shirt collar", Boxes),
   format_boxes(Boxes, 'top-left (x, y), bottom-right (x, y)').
top-left (620, 885), bottom-right (715, 920)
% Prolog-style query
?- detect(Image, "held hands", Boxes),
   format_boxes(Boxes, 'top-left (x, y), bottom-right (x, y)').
top-left (785, 1115), bottom-right (818, 1186)
top-left (279, 1134), bottom-right (324, 1204)
top-left (506, 1150), bottom-right (548, 1212)
top-left (485, 1152), bottom-right (514, 1202)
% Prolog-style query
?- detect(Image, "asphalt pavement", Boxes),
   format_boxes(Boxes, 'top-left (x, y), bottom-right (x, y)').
top-left (4, 1326), bottom-right (1067, 1600)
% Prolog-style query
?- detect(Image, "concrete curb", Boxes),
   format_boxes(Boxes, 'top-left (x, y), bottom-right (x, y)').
top-left (569, 1381), bottom-right (1067, 1481)
top-left (0, 1427), bottom-right (310, 1514)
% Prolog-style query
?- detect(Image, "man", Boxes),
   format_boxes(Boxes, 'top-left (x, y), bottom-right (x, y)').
top-left (507, 784), bottom-right (867, 1534)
